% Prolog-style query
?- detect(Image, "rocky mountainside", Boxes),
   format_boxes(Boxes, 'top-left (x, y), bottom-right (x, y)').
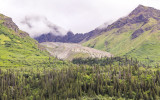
top-left (28, 4), bottom-right (160, 64)
top-left (102, 5), bottom-right (160, 36)
top-left (40, 42), bottom-right (112, 60)
top-left (0, 14), bottom-right (30, 37)
top-left (35, 24), bottom-right (109, 43)
top-left (83, 5), bottom-right (160, 65)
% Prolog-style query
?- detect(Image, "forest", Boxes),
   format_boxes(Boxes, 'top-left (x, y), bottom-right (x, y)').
top-left (0, 57), bottom-right (160, 100)
top-left (1, 2), bottom-right (160, 100)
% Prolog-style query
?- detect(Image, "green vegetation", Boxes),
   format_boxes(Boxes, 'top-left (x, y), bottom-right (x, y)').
top-left (83, 21), bottom-right (160, 65)
top-left (1, 57), bottom-right (160, 99)
top-left (0, 21), bottom-right (51, 67)
top-left (68, 52), bottom-right (90, 60)
top-left (0, 34), bottom-right (11, 44)
top-left (1, 10), bottom-right (160, 99)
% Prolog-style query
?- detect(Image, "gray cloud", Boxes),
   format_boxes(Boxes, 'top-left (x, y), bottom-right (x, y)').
top-left (0, 0), bottom-right (160, 36)
top-left (96, 21), bottom-right (113, 30)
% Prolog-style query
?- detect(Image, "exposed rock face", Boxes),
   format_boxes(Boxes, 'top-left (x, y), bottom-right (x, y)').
top-left (35, 28), bottom-right (105, 43)
top-left (0, 14), bottom-right (30, 38)
top-left (131, 29), bottom-right (144, 39)
top-left (35, 31), bottom-right (84, 43)
top-left (130, 14), bottom-right (148, 24)
top-left (40, 42), bottom-right (112, 60)
top-left (2, 17), bottom-right (19, 33)
top-left (105, 5), bottom-right (160, 34)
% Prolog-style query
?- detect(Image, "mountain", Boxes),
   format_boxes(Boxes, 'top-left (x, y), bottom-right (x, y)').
top-left (83, 5), bottom-right (160, 64)
top-left (34, 23), bottom-right (110, 43)
top-left (0, 13), bottom-right (112, 66)
top-left (0, 14), bottom-right (50, 66)
top-left (40, 42), bottom-right (112, 60)
top-left (35, 5), bottom-right (160, 64)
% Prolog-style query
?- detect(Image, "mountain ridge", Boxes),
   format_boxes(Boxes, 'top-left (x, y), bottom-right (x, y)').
top-left (35, 5), bottom-right (160, 44)
top-left (83, 5), bottom-right (160, 65)
top-left (34, 27), bottom-right (108, 43)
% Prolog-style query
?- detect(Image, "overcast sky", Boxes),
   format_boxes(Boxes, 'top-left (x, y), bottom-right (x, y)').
top-left (0, 0), bottom-right (160, 37)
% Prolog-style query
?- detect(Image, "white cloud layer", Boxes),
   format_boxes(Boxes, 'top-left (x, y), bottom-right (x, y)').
top-left (20, 15), bottom-right (67, 37)
top-left (0, 0), bottom-right (160, 37)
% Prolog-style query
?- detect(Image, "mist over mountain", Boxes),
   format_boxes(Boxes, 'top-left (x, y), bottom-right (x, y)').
top-left (20, 15), bottom-right (68, 37)
top-left (35, 21), bottom-right (111, 43)
top-left (35, 4), bottom-right (160, 65)
top-left (2, 2), bottom-right (160, 100)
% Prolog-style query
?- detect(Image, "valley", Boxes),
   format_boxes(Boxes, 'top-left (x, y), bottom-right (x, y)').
top-left (0, 4), bottom-right (160, 100)
top-left (35, 5), bottom-right (160, 65)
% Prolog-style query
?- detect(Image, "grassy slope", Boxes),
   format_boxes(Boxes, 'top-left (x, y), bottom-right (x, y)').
top-left (0, 14), bottom-right (55, 67)
top-left (83, 18), bottom-right (160, 65)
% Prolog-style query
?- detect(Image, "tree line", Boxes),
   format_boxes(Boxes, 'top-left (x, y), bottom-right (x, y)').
top-left (0, 57), bottom-right (160, 99)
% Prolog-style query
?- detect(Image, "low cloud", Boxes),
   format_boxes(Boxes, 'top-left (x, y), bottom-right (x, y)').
top-left (96, 21), bottom-right (114, 30)
top-left (20, 15), bottom-right (68, 37)
top-left (1, 0), bottom-right (160, 36)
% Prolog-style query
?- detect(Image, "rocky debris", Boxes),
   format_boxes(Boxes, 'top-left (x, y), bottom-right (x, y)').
top-left (40, 42), bottom-right (112, 60)
top-left (131, 29), bottom-right (144, 39)
top-left (2, 17), bottom-right (19, 33)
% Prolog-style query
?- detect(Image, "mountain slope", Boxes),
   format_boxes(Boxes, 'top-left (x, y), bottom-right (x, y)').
top-left (83, 5), bottom-right (160, 64)
top-left (35, 23), bottom-right (109, 43)
top-left (0, 14), bottom-right (50, 67)
top-left (40, 42), bottom-right (112, 60)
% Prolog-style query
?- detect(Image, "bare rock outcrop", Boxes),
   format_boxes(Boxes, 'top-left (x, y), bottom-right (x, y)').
top-left (131, 29), bottom-right (144, 39)
top-left (2, 17), bottom-right (19, 33)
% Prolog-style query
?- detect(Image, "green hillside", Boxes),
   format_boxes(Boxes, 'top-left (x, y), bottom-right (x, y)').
top-left (83, 5), bottom-right (160, 65)
top-left (0, 14), bottom-right (53, 67)
top-left (1, 6), bottom-right (160, 99)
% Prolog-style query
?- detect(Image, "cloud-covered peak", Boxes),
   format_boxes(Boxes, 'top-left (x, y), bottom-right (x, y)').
top-left (96, 21), bottom-right (114, 30)
top-left (20, 15), bottom-right (68, 37)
